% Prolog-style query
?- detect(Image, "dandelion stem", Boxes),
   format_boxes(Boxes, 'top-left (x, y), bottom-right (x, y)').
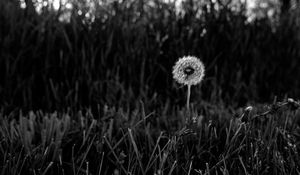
top-left (187, 84), bottom-right (191, 111)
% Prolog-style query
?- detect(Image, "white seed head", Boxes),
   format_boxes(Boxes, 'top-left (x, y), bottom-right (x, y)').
top-left (172, 56), bottom-right (205, 86)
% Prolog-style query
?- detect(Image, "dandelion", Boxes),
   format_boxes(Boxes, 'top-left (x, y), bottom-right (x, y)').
top-left (173, 56), bottom-right (205, 110)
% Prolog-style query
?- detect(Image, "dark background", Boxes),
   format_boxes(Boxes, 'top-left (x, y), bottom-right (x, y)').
top-left (0, 0), bottom-right (299, 112)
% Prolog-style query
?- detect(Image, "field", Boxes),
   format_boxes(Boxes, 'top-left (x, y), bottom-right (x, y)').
top-left (1, 0), bottom-right (300, 174)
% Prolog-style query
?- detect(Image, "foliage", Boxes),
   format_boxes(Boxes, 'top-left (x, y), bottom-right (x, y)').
top-left (0, 0), bottom-right (300, 111)
top-left (1, 98), bottom-right (300, 174)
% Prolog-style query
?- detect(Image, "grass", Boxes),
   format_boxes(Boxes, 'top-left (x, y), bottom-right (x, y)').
top-left (1, 0), bottom-right (300, 174)
top-left (0, 0), bottom-right (300, 111)
top-left (1, 98), bottom-right (300, 174)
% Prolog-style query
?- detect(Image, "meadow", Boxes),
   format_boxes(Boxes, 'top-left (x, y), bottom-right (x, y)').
top-left (1, 0), bottom-right (300, 174)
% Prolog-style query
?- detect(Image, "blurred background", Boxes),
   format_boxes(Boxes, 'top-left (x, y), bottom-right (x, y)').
top-left (0, 0), bottom-right (299, 112)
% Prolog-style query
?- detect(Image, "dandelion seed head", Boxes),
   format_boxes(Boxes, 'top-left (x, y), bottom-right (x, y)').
top-left (172, 56), bottom-right (205, 86)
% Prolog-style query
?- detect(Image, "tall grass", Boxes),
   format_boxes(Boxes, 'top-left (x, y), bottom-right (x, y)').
top-left (0, 0), bottom-right (299, 111)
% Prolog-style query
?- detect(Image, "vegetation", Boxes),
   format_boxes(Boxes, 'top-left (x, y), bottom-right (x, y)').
top-left (0, 0), bottom-right (300, 174)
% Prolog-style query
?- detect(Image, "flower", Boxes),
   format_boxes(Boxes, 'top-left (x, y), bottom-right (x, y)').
top-left (172, 56), bottom-right (205, 86)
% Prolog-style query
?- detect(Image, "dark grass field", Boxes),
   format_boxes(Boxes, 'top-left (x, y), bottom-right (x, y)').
top-left (1, 0), bottom-right (300, 174)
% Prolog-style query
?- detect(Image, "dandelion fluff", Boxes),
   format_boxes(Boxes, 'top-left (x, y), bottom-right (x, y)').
top-left (172, 56), bottom-right (205, 86)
